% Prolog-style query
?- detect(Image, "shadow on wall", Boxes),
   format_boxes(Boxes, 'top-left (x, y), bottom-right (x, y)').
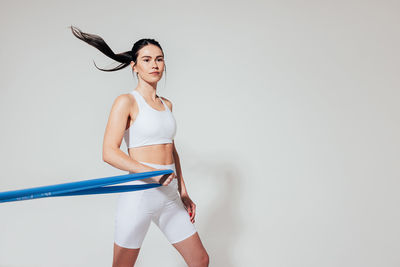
top-left (180, 147), bottom-right (242, 267)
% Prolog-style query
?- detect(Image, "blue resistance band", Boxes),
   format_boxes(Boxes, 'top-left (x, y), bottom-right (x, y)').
top-left (0, 169), bottom-right (173, 203)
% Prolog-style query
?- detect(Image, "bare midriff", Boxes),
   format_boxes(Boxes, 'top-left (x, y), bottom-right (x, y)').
top-left (128, 143), bottom-right (175, 165)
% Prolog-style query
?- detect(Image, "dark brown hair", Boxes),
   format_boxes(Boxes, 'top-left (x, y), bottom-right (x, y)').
top-left (69, 25), bottom-right (165, 73)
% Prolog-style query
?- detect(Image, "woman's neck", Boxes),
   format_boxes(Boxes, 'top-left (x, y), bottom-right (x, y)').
top-left (135, 84), bottom-right (158, 101)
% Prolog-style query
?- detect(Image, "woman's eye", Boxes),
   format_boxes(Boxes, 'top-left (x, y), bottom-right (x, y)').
top-left (143, 59), bottom-right (163, 62)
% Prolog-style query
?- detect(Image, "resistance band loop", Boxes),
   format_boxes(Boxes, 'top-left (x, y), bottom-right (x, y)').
top-left (0, 169), bottom-right (172, 203)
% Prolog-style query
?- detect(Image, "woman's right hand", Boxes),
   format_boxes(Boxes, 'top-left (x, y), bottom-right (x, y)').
top-left (151, 170), bottom-right (176, 186)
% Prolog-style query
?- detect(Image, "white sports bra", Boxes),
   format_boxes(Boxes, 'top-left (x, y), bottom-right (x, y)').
top-left (123, 90), bottom-right (177, 149)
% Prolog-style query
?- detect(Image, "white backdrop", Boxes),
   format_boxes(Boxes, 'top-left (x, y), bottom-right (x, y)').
top-left (0, 0), bottom-right (399, 266)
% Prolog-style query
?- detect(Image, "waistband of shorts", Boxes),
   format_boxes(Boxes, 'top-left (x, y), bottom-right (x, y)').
top-left (138, 161), bottom-right (175, 170)
top-left (122, 161), bottom-right (176, 186)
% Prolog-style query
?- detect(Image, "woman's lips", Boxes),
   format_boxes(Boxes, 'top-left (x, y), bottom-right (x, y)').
top-left (150, 72), bottom-right (159, 75)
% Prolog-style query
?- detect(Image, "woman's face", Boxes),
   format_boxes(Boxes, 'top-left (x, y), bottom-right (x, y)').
top-left (131, 44), bottom-right (165, 83)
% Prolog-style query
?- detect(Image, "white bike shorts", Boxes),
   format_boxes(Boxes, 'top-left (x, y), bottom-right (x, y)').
top-left (114, 161), bottom-right (197, 249)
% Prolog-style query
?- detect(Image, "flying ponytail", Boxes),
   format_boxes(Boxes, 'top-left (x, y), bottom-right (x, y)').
top-left (69, 25), bottom-right (164, 73)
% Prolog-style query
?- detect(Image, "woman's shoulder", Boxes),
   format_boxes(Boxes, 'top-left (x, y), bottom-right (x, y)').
top-left (110, 92), bottom-right (136, 110)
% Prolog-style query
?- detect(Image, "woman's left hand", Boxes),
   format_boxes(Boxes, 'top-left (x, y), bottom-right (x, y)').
top-left (181, 195), bottom-right (196, 223)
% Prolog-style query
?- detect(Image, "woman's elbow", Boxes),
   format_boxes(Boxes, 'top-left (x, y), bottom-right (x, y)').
top-left (102, 153), bottom-right (109, 163)
top-left (102, 151), bottom-right (109, 163)
top-left (102, 146), bottom-right (115, 163)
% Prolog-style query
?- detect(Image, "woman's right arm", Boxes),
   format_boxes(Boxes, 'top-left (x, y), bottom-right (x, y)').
top-left (102, 94), bottom-right (152, 173)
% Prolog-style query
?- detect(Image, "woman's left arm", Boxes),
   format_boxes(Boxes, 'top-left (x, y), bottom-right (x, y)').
top-left (164, 97), bottom-right (196, 223)
top-left (173, 141), bottom-right (196, 223)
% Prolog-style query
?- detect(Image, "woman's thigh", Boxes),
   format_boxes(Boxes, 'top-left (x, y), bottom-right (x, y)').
top-left (114, 190), bottom-right (153, 249)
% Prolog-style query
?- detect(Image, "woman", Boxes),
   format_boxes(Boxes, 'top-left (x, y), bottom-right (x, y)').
top-left (70, 26), bottom-right (209, 267)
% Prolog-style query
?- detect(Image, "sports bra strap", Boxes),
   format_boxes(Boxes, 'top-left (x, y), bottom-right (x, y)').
top-left (131, 90), bottom-right (143, 109)
top-left (159, 97), bottom-right (169, 111)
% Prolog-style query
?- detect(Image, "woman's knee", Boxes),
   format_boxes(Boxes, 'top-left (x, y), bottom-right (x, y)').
top-left (195, 251), bottom-right (209, 267)
top-left (112, 243), bottom-right (140, 267)
top-left (202, 251), bottom-right (210, 266)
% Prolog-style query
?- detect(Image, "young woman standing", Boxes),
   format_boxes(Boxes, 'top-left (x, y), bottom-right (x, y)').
top-left (70, 26), bottom-right (209, 267)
